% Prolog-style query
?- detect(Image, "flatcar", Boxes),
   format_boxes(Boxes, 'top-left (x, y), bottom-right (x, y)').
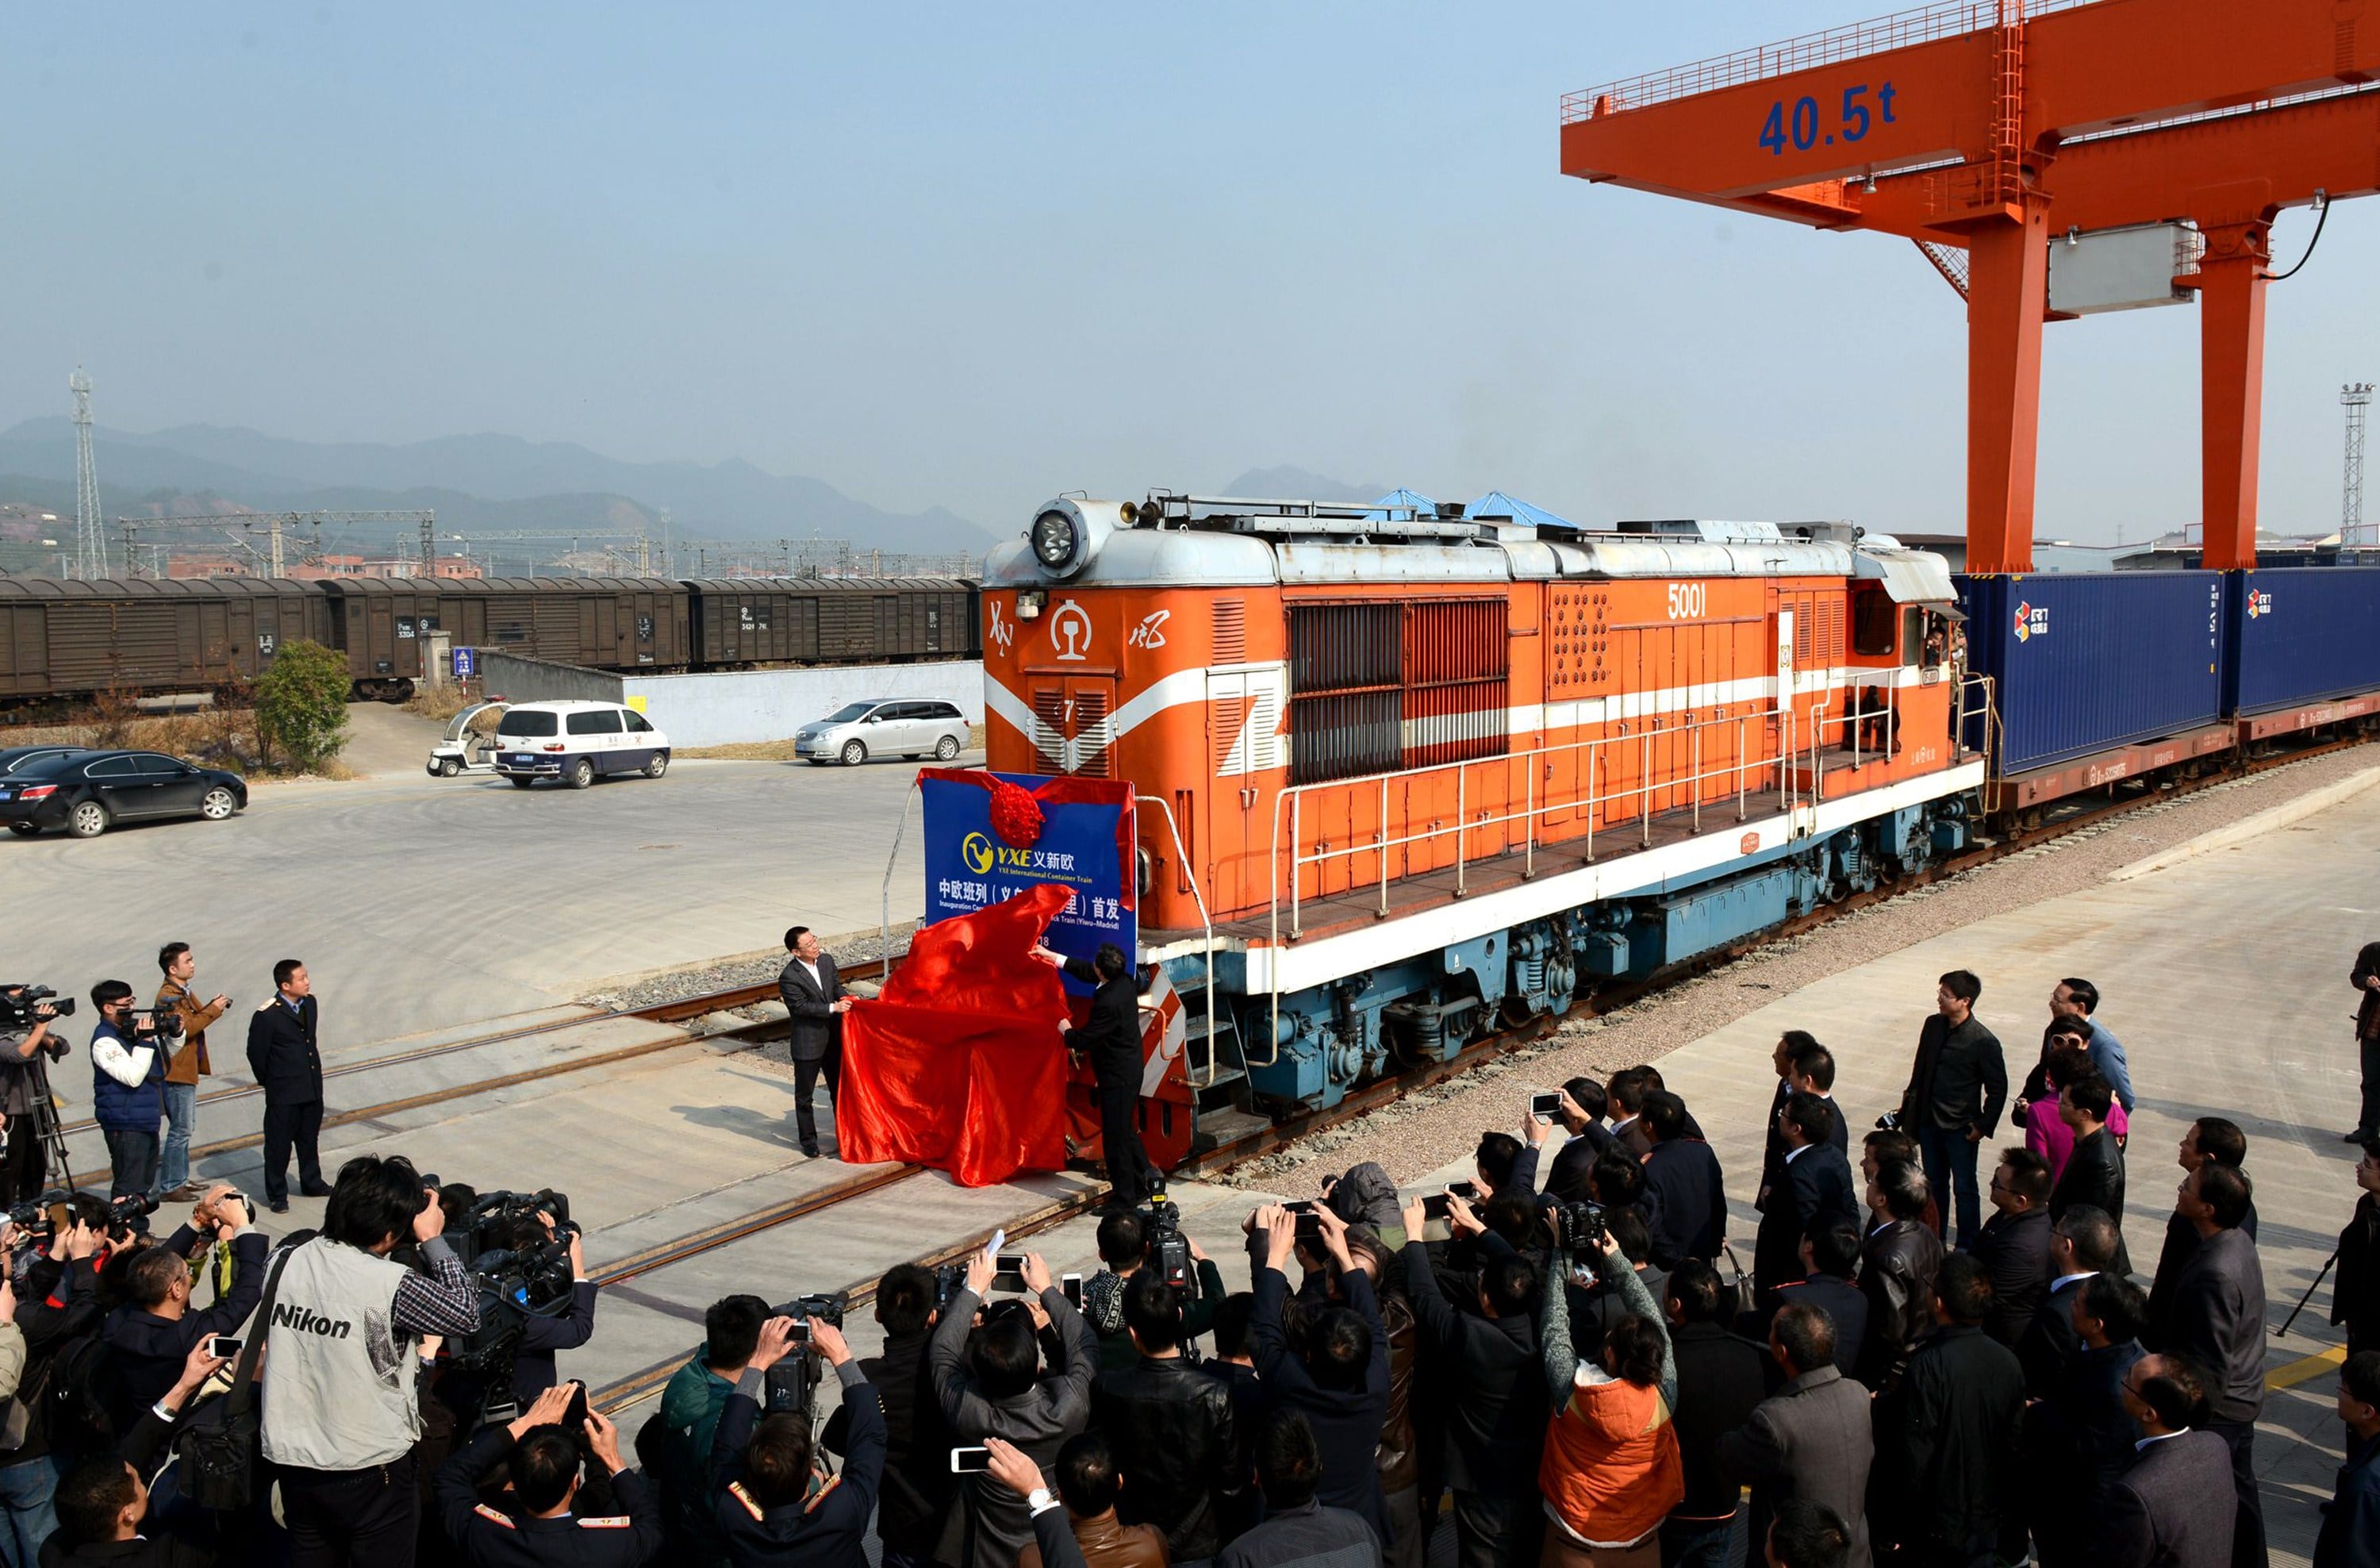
top-left (985, 493), bottom-right (1983, 1128)
top-left (984, 491), bottom-right (2380, 1145)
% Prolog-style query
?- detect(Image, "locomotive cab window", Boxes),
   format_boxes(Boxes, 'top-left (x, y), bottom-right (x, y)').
top-left (1852, 592), bottom-right (1898, 658)
top-left (1902, 606), bottom-right (1925, 667)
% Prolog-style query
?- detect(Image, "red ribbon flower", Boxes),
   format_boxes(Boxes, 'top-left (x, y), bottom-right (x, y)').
top-left (988, 778), bottom-right (1046, 848)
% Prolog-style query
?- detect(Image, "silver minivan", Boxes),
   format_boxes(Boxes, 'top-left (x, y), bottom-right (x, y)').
top-left (794, 699), bottom-right (969, 766)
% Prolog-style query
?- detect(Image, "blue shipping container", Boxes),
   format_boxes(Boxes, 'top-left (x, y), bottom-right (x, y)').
top-left (2224, 567), bottom-right (2380, 714)
top-left (1956, 572), bottom-right (2225, 774)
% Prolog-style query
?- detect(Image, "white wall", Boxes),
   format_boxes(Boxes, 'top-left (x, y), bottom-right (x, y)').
top-left (620, 660), bottom-right (983, 749)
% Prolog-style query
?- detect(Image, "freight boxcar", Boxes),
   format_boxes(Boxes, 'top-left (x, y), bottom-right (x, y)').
top-left (1956, 571), bottom-right (2228, 813)
top-left (435, 578), bottom-right (692, 671)
top-left (319, 577), bottom-right (444, 699)
top-left (810, 578), bottom-right (976, 662)
top-left (0, 577), bottom-right (329, 705)
top-left (685, 577), bottom-right (979, 667)
top-left (2223, 567), bottom-right (2380, 740)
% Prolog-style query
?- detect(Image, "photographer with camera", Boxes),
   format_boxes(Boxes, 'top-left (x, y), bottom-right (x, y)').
top-left (153, 944), bottom-right (228, 1205)
top-left (1081, 1207), bottom-right (1224, 1374)
top-left (0, 1204), bottom-right (106, 1560)
top-left (260, 1153), bottom-right (479, 1567)
top-left (100, 1186), bottom-right (266, 1433)
top-left (89, 982), bottom-right (173, 1203)
top-left (432, 1380), bottom-right (660, 1568)
top-left (0, 987), bottom-right (70, 1205)
top-left (1537, 1212), bottom-right (1682, 1568)
top-left (46, 1336), bottom-right (228, 1568)
top-left (441, 1197), bottom-right (599, 1420)
top-left (708, 1312), bottom-right (878, 1566)
top-left (1089, 1267), bottom-right (1242, 1562)
top-left (1247, 1202), bottom-right (1390, 1547)
top-left (928, 1248), bottom-right (1095, 1568)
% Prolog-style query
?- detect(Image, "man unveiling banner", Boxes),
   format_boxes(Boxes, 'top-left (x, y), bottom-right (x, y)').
top-left (839, 882), bottom-right (1075, 1186)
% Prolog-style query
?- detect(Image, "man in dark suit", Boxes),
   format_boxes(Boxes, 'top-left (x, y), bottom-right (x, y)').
top-left (2051, 1074), bottom-right (2130, 1277)
top-left (245, 957), bottom-right (325, 1214)
top-left (2151, 1164), bottom-right (2268, 1568)
top-left (1641, 1090), bottom-right (1727, 1269)
top-left (1751, 1217), bottom-right (1870, 1378)
top-left (1872, 1255), bottom-right (2025, 1567)
top-left (1758, 1031), bottom-right (1822, 1212)
top-left (1721, 1302), bottom-right (1876, 1568)
top-left (2347, 940), bottom-right (2380, 1143)
top-left (778, 924), bottom-right (849, 1158)
top-left (1035, 941), bottom-right (1150, 1209)
top-left (2027, 1273), bottom-right (2148, 1568)
top-left (1974, 1147), bottom-right (2055, 1347)
top-left (1756, 1093), bottom-right (1859, 1302)
top-left (2019, 1205), bottom-right (2121, 1399)
top-left (2151, 1119), bottom-right (2259, 1335)
top-left (2098, 1355), bottom-right (2236, 1568)
top-left (1663, 1260), bottom-right (1768, 1568)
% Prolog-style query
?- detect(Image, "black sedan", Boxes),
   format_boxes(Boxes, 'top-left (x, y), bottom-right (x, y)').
top-left (0, 745), bottom-right (89, 776)
top-left (0, 751), bottom-right (248, 839)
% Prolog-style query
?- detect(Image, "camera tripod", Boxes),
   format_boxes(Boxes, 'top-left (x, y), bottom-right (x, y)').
top-left (21, 1055), bottom-right (78, 1194)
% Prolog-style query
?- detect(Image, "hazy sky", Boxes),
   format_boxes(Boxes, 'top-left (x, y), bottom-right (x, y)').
top-left (7, 4), bottom-right (2377, 541)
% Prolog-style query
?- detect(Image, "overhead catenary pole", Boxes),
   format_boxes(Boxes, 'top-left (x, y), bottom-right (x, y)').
top-left (2346, 383), bottom-right (2374, 545)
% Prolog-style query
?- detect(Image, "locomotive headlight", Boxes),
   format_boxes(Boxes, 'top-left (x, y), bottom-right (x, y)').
top-left (1031, 509), bottom-right (1078, 571)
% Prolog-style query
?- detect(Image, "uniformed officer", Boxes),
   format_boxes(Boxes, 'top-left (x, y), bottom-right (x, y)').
top-left (432, 1381), bottom-right (665, 1567)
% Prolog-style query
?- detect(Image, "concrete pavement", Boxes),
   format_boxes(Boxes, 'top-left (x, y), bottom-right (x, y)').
top-left (0, 747), bottom-right (969, 1053)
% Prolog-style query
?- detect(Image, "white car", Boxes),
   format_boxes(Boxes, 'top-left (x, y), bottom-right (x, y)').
top-left (491, 701), bottom-right (671, 790)
top-left (793, 699), bottom-right (969, 766)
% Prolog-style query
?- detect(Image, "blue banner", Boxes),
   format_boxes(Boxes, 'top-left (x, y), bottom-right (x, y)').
top-left (920, 768), bottom-right (1135, 996)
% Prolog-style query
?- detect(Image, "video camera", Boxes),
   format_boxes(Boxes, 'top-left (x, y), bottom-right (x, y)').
top-left (1141, 1181), bottom-right (1190, 1289)
top-left (127, 1007), bottom-right (185, 1041)
top-left (441, 1189), bottom-right (582, 1397)
top-left (0, 987), bottom-right (74, 1051)
top-left (1553, 1200), bottom-right (1609, 1253)
top-left (755, 1291), bottom-right (850, 1423)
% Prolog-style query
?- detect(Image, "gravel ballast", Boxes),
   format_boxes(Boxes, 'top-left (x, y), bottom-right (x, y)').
top-left (1226, 747), bottom-right (2380, 1188)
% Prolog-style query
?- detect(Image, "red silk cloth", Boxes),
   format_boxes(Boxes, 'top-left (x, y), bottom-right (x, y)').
top-left (838, 882), bottom-right (1073, 1186)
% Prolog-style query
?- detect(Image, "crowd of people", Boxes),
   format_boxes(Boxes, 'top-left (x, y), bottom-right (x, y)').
top-left (0, 953), bottom-right (2367, 1568)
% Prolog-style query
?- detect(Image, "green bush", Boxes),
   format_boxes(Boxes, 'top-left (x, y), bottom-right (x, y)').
top-left (254, 640), bottom-right (351, 774)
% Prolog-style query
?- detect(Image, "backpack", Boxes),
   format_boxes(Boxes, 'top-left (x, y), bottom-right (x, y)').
top-left (41, 1332), bottom-right (118, 1455)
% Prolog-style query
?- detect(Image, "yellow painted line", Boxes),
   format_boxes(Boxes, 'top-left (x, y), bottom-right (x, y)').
top-left (2267, 1345), bottom-right (2346, 1391)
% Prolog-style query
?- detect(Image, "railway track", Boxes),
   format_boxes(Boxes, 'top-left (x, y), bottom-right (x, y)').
top-left (64, 959), bottom-right (898, 1189)
top-left (574, 730), bottom-right (2379, 1409)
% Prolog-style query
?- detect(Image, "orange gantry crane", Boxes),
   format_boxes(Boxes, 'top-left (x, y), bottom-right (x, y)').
top-left (1560, 0), bottom-right (2380, 571)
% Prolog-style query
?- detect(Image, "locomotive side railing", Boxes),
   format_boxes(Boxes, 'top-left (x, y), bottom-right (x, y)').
top-left (1268, 705), bottom-right (1800, 943)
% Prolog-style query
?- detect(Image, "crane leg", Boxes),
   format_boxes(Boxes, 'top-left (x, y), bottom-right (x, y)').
top-left (2194, 221), bottom-right (2271, 572)
top-left (1962, 202), bottom-right (2050, 575)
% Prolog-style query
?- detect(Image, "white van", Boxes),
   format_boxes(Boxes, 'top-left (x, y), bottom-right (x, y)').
top-left (491, 701), bottom-right (671, 790)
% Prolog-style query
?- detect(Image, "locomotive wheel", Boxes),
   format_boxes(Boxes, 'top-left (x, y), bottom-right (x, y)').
top-left (565, 759), bottom-right (596, 790)
top-left (199, 787), bottom-right (238, 821)
top-left (840, 740), bottom-right (867, 767)
top-left (934, 735), bottom-right (961, 761)
top-left (67, 801), bottom-right (109, 839)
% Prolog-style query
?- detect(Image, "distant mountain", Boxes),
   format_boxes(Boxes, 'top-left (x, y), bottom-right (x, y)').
top-left (1219, 467), bottom-right (1395, 503)
top-left (0, 419), bottom-right (993, 554)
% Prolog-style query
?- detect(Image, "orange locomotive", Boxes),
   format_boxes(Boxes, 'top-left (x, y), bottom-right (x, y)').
top-left (984, 492), bottom-right (1984, 1125)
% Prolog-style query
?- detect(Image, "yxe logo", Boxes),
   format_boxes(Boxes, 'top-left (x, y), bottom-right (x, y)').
top-left (2012, 601), bottom-right (2048, 644)
top-left (2245, 590), bottom-right (2273, 619)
